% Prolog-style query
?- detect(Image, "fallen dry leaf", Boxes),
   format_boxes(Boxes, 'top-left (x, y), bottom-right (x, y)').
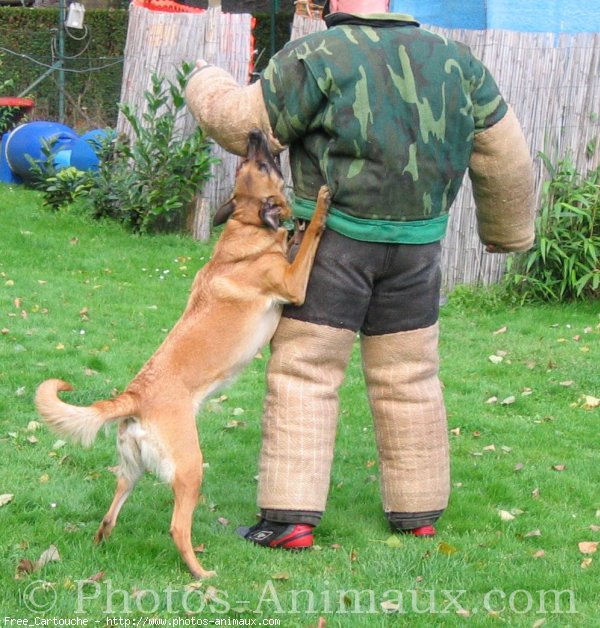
top-left (16, 545), bottom-right (61, 577)
top-left (533, 549), bottom-right (545, 558)
top-left (204, 586), bottom-right (219, 602)
top-left (581, 558), bottom-right (593, 569)
top-left (209, 395), bottom-right (228, 404)
top-left (500, 395), bottom-right (516, 406)
top-left (498, 510), bottom-right (515, 522)
top-left (483, 444), bottom-right (496, 452)
top-left (381, 600), bottom-right (401, 613)
top-left (184, 581), bottom-right (203, 592)
top-left (437, 541), bottom-right (458, 556)
top-left (525, 529), bottom-right (542, 538)
top-left (493, 326), bottom-right (507, 335)
top-left (514, 463), bottom-right (525, 472)
top-left (485, 396), bottom-right (498, 404)
top-left (37, 545), bottom-right (60, 568)
top-left (582, 395), bottom-right (599, 410)
top-left (489, 355), bottom-right (504, 364)
top-left (578, 541), bottom-right (598, 555)
top-left (223, 419), bottom-right (246, 430)
top-left (589, 524), bottom-right (600, 532)
top-left (271, 572), bottom-right (289, 581)
top-left (0, 494), bottom-right (14, 507)
top-left (552, 464), bottom-right (566, 472)
top-left (374, 536), bottom-right (403, 548)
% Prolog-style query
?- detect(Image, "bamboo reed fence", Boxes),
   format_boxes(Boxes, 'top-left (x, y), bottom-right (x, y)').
top-left (290, 14), bottom-right (600, 290)
top-left (117, 2), bottom-right (253, 240)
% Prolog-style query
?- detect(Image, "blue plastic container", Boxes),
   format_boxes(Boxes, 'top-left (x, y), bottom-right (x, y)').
top-left (4, 121), bottom-right (78, 180)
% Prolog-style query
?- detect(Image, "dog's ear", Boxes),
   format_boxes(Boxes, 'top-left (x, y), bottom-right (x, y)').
top-left (260, 197), bottom-right (281, 230)
top-left (213, 198), bottom-right (235, 226)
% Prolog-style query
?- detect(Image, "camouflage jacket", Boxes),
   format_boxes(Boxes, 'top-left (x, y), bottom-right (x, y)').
top-left (260, 12), bottom-right (508, 243)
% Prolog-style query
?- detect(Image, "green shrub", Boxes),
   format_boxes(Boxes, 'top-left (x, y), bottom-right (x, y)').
top-left (85, 63), bottom-right (217, 233)
top-left (31, 63), bottom-right (216, 233)
top-left (41, 167), bottom-right (93, 211)
top-left (505, 154), bottom-right (599, 302)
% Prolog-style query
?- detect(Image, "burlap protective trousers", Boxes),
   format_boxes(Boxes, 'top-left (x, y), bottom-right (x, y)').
top-left (258, 229), bottom-right (450, 529)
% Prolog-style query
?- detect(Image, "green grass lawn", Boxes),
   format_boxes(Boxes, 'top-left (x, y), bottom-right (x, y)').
top-left (1, 185), bottom-right (599, 626)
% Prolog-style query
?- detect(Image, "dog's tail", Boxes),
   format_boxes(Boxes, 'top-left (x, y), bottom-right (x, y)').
top-left (35, 379), bottom-right (139, 447)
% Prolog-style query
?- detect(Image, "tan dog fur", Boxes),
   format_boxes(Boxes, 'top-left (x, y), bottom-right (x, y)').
top-left (35, 129), bottom-right (330, 580)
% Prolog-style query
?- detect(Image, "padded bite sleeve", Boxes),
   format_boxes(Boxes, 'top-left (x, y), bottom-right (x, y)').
top-left (185, 65), bottom-right (285, 156)
top-left (469, 106), bottom-right (536, 252)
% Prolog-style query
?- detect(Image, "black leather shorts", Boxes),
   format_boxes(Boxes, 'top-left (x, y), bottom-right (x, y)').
top-left (284, 228), bottom-right (442, 336)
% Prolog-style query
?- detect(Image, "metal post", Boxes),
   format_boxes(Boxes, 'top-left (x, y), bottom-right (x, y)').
top-left (17, 1), bottom-right (66, 120)
top-left (270, 0), bottom-right (280, 58)
top-left (58, 0), bottom-right (66, 123)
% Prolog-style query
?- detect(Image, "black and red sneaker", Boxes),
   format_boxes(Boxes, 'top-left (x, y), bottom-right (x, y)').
top-left (400, 525), bottom-right (436, 537)
top-left (237, 519), bottom-right (314, 550)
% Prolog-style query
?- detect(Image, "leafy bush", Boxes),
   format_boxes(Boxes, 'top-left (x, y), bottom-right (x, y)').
top-left (31, 63), bottom-right (217, 234)
top-left (41, 167), bottom-right (93, 211)
top-left (505, 154), bottom-right (599, 302)
top-left (86, 63), bottom-right (217, 233)
top-left (23, 136), bottom-right (92, 211)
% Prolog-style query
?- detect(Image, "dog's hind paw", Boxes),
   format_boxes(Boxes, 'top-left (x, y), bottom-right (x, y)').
top-left (192, 568), bottom-right (217, 580)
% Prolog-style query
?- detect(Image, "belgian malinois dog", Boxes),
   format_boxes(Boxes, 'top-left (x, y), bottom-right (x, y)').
top-left (35, 129), bottom-right (330, 579)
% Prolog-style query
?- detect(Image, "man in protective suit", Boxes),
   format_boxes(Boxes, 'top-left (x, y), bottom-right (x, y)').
top-left (185, 0), bottom-right (535, 548)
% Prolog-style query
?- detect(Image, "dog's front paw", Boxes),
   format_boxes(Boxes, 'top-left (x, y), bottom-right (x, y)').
top-left (313, 185), bottom-right (331, 229)
top-left (317, 185), bottom-right (331, 210)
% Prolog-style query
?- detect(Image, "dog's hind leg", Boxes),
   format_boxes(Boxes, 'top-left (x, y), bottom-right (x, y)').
top-left (94, 419), bottom-right (144, 543)
top-left (94, 474), bottom-right (139, 543)
top-left (162, 410), bottom-right (216, 580)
